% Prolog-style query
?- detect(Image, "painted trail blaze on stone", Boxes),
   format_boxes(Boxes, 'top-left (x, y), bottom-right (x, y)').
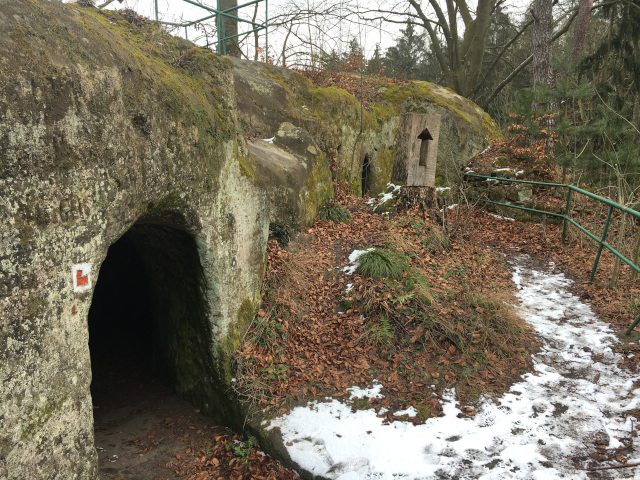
top-left (72, 263), bottom-right (92, 292)
top-left (77, 270), bottom-right (88, 286)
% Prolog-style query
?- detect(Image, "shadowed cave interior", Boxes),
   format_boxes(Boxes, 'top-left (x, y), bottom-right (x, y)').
top-left (87, 220), bottom-right (213, 418)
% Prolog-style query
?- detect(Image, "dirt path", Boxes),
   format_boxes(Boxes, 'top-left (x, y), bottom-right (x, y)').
top-left (92, 363), bottom-right (223, 480)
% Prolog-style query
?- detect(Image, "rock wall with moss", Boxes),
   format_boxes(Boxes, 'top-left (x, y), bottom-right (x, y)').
top-left (231, 60), bottom-right (500, 201)
top-left (0, 1), bottom-right (268, 477)
top-left (0, 0), bottom-right (501, 477)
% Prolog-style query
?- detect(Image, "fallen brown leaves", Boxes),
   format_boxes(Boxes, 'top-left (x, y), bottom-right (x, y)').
top-left (173, 182), bottom-right (638, 478)
top-left (234, 187), bottom-right (541, 425)
top-left (167, 424), bottom-right (299, 480)
top-left (466, 204), bottom-right (640, 335)
top-left (296, 70), bottom-right (410, 109)
top-left (169, 431), bottom-right (298, 480)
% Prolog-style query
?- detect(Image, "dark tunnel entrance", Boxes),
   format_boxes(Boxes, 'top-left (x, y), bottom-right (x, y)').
top-left (88, 220), bottom-right (216, 475)
top-left (88, 227), bottom-right (160, 404)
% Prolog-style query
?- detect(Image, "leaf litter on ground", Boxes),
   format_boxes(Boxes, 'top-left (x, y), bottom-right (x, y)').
top-left (171, 181), bottom-right (640, 479)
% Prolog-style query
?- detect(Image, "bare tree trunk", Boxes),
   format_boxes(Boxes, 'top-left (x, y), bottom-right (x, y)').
top-left (408, 0), bottom-right (496, 98)
top-left (219, 0), bottom-right (240, 57)
top-left (281, 24), bottom-right (293, 67)
top-left (572, 0), bottom-right (594, 61)
top-left (252, 2), bottom-right (259, 61)
top-left (532, 0), bottom-right (554, 98)
top-left (610, 213), bottom-right (626, 289)
top-left (532, 0), bottom-right (557, 140)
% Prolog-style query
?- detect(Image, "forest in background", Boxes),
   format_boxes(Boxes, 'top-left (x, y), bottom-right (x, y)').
top-left (95, 0), bottom-right (640, 205)
top-left (267, 0), bottom-right (640, 202)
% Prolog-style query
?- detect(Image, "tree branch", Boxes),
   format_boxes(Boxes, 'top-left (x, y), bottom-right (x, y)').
top-left (408, 0), bottom-right (451, 78)
top-left (97, 0), bottom-right (122, 9)
top-left (473, 17), bottom-right (534, 96)
top-left (483, 6), bottom-right (580, 107)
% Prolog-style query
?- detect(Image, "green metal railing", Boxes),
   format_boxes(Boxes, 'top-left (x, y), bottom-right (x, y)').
top-left (154, 0), bottom-right (268, 57)
top-left (463, 173), bottom-right (640, 335)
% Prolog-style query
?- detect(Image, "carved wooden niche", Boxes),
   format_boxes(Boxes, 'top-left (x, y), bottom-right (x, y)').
top-left (391, 113), bottom-right (441, 187)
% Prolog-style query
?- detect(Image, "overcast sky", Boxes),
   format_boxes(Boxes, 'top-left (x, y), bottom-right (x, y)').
top-left (90, 0), bottom-right (532, 67)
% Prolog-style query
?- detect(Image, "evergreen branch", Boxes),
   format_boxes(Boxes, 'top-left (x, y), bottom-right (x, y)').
top-left (594, 87), bottom-right (640, 136)
top-left (483, 6), bottom-right (580, 107)
top-left (473, 17), bottom-right (535, 97)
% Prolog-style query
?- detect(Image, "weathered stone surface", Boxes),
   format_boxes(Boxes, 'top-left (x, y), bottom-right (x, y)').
top-left (249, 122), bottom-right (332, 227)
top-left (0, 1), bottom-right (502, 478)
top-left (0, 2), bottom-right (268, 478)
top-left (377, 82), bottom-right (501, 188)
top-left (232, 58), bottom-right (499, 199)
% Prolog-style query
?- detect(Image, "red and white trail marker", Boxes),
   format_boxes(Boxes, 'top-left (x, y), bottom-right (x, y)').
top-left (72, 263), bottom-right (92, 292)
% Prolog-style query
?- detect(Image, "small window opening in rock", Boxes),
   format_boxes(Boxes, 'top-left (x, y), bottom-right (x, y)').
top-left (361, 154), bottom-right (371, 197)
top-left (88, 221), bottom-right (212, 476)
top-left (418, 128), bottom-right (433, 167)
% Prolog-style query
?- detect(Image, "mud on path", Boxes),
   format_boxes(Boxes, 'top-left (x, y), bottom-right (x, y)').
top-left (91, 357), bottom-right (224, 480)
top-left (90, 348), bottom-right (300, 480)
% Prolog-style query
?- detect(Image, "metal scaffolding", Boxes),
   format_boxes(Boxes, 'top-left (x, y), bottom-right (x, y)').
top-left (154, 0), bottom-right (268, 58)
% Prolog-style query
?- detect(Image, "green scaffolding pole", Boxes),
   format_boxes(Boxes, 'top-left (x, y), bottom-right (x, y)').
top-left (153, 0), bottom-right (268, 60)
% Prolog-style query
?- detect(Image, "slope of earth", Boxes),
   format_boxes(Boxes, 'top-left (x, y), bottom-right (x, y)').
top-left (234, 185), bottom-right (540, 425)
top-left (265, 251), bottom-right (640, 478)
top-left (465, 207), bottom-right (640, 337)
top-left (136, 196), bottom-right (640, 479)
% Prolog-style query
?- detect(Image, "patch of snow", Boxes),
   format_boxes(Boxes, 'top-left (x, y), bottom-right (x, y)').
top-left (516, 170), bottom-right (525, 176)
top-left (368, 183), bottom-right (403, 211)
top-left (342, 249), bottom-right (375, 275)
top-left (347, 381), bottom-right (383, 400)
top-left (377, 192), bottom-right (394, 204)
top-left (394, 407), bottom-right (418, 417)
top-left (439, 204), bottom-right (459, 213)
top-left (487, 212), bottom-right (515, 221)
top-left (494, 168), bottom-right (513, 172)
top-left (266, 255), bottom-right (640, 479)
top-left (302, 105), bottom-right (309, 110)
top-left (262, 136), bottom-right (275, 144)
top-left (345, 283), bottom-right (353, 293)
top-left (376, 184), bottom-right (402, 205)
top-left (436, 187), bottom-right (451, 192)
top-left (486, 178), bottom-right (499, 183)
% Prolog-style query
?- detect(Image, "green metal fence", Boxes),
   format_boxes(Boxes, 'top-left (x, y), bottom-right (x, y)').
top-left (154, 0), bottom-right (268, 57)
top-left (463, 173), bottom-right (640, 334)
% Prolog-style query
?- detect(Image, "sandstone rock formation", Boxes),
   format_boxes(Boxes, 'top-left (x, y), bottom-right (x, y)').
top-left (0, 1), bottom-right (500, 477)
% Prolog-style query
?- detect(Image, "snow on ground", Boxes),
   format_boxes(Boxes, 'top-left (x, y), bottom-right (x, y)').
top-left (487, 212), bottom-right (515, 221)
top-left (265, 255), bottom-right (640, 479)
top-left (342, 249), bottom-right (375, 275)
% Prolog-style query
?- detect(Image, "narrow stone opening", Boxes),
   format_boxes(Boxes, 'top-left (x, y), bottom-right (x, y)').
top-left (88, 219), bottom-right (214, 471)
top-left (418, 128), bottom-right (433, 167)
top-left (361, 153), bottom-right (371, 197)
